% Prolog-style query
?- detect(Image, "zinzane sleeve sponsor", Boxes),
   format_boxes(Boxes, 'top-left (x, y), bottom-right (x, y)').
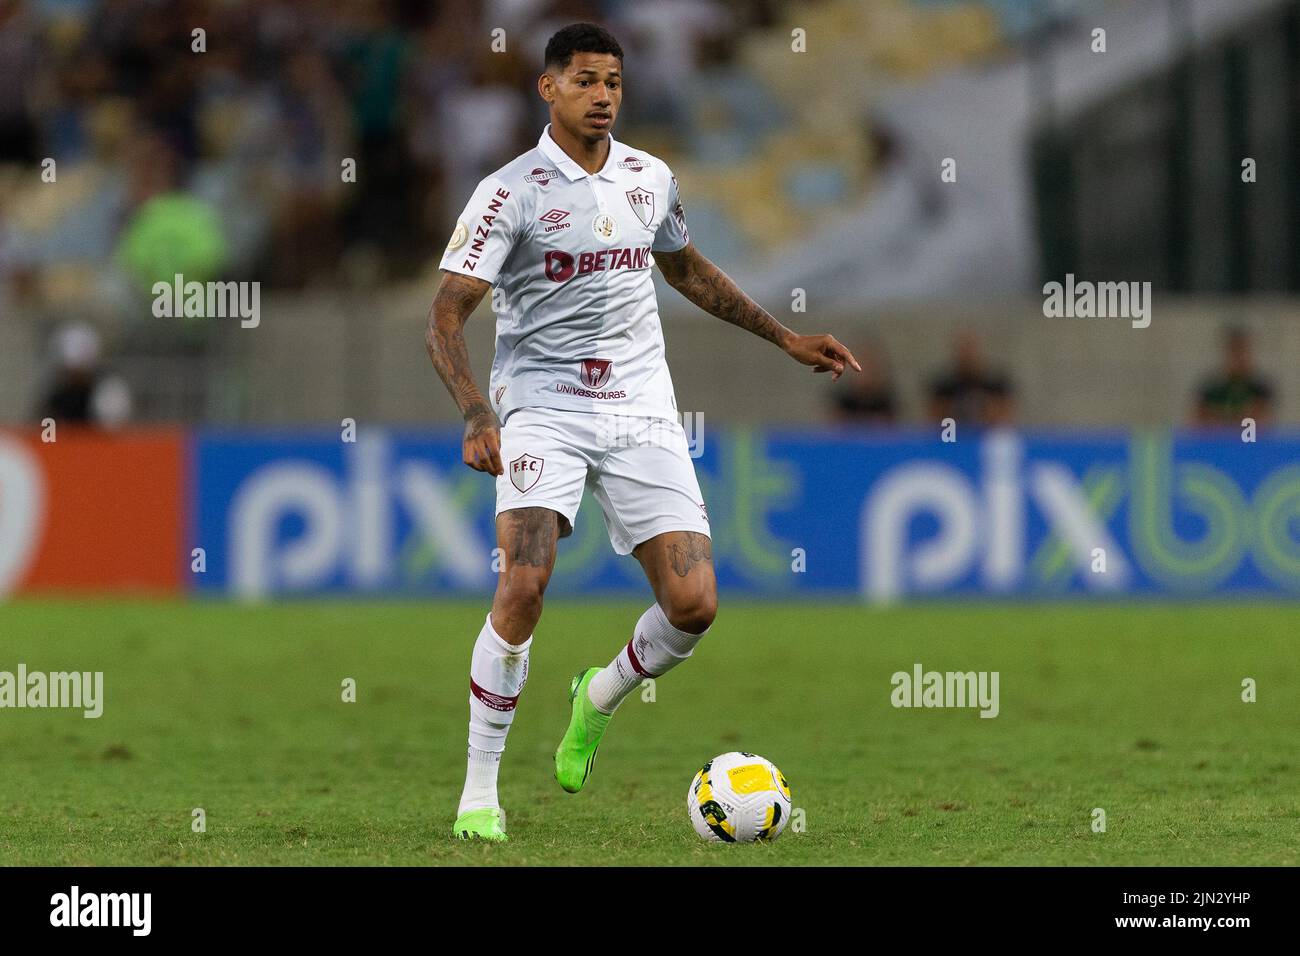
top-left (439, 175), bottom-right (520, 284)
top-left (652, 171), bottom-right (690, 253)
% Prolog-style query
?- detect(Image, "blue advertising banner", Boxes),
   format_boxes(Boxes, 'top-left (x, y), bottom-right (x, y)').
top-left (191, 427), bottom-right (1300, 600)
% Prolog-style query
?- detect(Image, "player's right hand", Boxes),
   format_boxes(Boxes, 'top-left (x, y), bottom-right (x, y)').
top-left (463, 406), bottom-right (504, 476)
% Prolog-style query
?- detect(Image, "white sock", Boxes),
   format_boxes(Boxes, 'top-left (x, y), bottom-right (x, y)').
top-left (458, 746), bottom-right (501, 815)
top-left (587, 603), bottom-right (708, 714)
top-left (458, 613), bottom-right (531, 814)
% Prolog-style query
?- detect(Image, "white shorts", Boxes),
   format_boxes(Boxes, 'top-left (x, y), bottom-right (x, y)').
top-left (495, 407), bottom-right (710, 555)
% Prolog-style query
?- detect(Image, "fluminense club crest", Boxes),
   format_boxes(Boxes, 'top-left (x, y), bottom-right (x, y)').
top-left (626, 187), bottom-right (654, 228)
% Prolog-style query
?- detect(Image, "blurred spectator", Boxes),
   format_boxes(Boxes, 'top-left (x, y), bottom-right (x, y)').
top-left (0, 0), bottom-right (802, 303)
top-left (115, 127), bottom-right (228, 291)
top-left (0, 0), bottom-right (41, 164)
top-left (1194, 326), bottom-right (1274, 427)
top-left (927, 330), bottom-right (1014, 426)
top-left (37, 322), bottom-right (133, 428)
top-left (432, 41), bottom-right (531, 224)
top-left (831, 338), bottom-right (897, 425)
top-left (263, 49), bottom-right (351, 286)
top-left (615, 0), bottom-right (729, 127)
top-left (337, 2), bottom-right (409, 255)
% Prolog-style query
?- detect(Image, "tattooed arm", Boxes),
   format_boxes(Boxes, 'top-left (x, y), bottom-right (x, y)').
top-left (655, 243), bottom-right (861, 381)
top-left (425, 270), bottom-right (503, 475)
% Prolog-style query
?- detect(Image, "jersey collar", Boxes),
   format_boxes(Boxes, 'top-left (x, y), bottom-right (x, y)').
top-left (538, 124), bottom-right (620, 182)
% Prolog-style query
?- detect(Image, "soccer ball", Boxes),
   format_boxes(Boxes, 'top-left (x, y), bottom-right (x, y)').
top-left (687, 751), bottom-right (792, 843)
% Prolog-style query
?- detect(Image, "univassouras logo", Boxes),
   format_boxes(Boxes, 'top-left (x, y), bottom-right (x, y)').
top-left (544, 246), bottom-right (651, 282)
top-left (555, 384), bottom-right (627, 399)
top-left (579, 358), bottom-right (613, 389)
top-left (50, 886), bottom-right (151, 936)
top-left (0, 665), bottom-right (103, 718)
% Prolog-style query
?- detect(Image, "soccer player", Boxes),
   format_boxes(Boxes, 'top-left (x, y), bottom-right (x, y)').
top-left (427, 22), bottom-right (859, 841)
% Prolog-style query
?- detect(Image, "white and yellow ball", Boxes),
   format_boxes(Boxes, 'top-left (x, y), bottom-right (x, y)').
top-left (687, 752), bottom-right (792, 843)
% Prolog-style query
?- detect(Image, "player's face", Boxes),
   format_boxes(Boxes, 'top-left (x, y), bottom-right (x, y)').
top-left (544, 52), bottom-right (622, 141)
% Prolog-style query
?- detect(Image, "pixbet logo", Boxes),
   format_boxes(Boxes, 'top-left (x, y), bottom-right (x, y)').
top-left (861, 432), bottom-right (1300, 599)
top-left (227, 433), bottom-right (489, 596)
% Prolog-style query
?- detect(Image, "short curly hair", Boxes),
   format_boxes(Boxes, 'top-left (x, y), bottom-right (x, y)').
top-left (544, 22), bottom-right (624, 72)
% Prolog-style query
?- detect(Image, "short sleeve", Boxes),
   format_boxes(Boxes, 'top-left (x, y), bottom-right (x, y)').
top-left (439, 176), bottom-right (520, 284)
top-left (652, 173), bottom-right (690, 253)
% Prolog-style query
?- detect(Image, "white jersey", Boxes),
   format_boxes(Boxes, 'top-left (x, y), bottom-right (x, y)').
top-left (439, 125), bottom-right (690, 423)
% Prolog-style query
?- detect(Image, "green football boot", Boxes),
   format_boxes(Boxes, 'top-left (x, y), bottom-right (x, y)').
top-left (554, 667), bottom-right (613, 794)
top-left (452, 807), bottom-right (507, 842)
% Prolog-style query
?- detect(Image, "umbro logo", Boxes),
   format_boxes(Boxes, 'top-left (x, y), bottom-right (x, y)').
top-left (470, 677), bottom-right (521, 712)
top-left (539, 208), bottom-right (572, 232)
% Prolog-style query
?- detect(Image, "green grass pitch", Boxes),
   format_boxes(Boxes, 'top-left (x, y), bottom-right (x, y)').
top-left (0, 600), bottom-right (1296, 866)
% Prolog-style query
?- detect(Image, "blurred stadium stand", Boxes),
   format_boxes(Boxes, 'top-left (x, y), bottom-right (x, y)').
top-left (1034, 0), bottom-right (1300, 293)
top-left (1, 0), bottom-right (1296, 427)
top-left (9, 290), bottom-right (1296, 427)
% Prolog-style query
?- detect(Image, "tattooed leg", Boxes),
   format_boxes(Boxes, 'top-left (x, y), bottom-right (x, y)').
top-left (491, 508), bottom-right (562, 643)
top-left (633, 531), bottom-right (718, 635)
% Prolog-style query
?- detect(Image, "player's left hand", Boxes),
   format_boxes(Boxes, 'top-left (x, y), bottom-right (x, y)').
top-left (783, 334), bottom-right (861, 382)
